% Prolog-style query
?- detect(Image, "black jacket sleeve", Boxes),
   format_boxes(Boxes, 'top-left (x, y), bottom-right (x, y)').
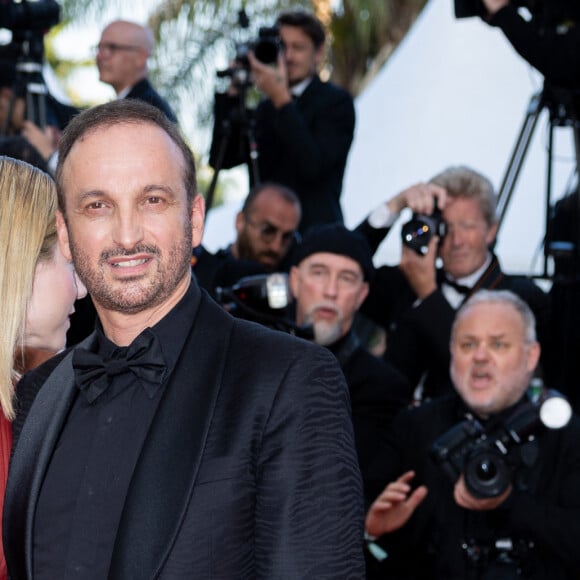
top-left (490, 4), bottom-right (580, 88)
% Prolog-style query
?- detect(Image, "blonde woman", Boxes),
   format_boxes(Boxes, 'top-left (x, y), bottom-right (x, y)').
top-left (0, 156), bottom-right (86, 578)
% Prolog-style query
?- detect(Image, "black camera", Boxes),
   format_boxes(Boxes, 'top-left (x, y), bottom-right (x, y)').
top-left (401, 207), bottom-right (446, 256)
top-left (235, 26), bottom-right (280, 68)
top-left (0, 0), bottom-right (60, 32)
top-left (431, 389), bottom-right (571, 498)
top-left (215, 273), bottom-right (313, 339)
top-left (454, 0), bottom-right (541, 18)
top-left (216, 272), bottom-right (291, 314)
top-left (217, 25), bottom-right (281, 86)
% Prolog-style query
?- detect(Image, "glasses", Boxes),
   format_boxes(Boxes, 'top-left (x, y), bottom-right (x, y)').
top-left (245, 217), bottom-right (300, 246)
top-left (94, 42), bottom-right (141, 56)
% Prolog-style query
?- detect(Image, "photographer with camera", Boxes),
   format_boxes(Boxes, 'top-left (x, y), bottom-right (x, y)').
top-left (0, 60), bottom-right (68, 170)
top-left (0, 1), bottom-right (78, 173)
top-left (364, 289), bottom-right (580, 579)
top-left (356, 166), bottom-right (551, 401)
top-left (209, 10), bottom-right (355, 234)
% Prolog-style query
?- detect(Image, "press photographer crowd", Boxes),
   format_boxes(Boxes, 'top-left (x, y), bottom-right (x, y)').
top-left (1, 0), bottom-right (580, 578)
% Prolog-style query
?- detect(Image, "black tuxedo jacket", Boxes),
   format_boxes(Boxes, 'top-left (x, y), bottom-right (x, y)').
top-left (127, 78), bottom-right (178, 123)
top-left (210, 76), bottom-right (355, 233)
top-left (4, 286), bottom-right (365, 579)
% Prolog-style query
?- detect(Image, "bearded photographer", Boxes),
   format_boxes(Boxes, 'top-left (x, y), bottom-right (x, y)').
top-left (478, 0), bottom-right (580, 90)
top-left (210, 10), bottom-right (355, 234)
top-left (364, 290), bottom-right (580, 579)
top-left (356, 166), bottom-right (552, 401)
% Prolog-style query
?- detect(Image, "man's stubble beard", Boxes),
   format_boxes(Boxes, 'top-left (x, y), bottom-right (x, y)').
top-left (69, 222), bottom-right (193, 314)
top-left (236, 228), bottom-right (278, 271)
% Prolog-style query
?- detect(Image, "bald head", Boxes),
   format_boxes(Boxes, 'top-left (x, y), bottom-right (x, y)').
top-left (96, 20), bottom-right (154, 93)
top-left (105, 20), bottom-right (154, 54)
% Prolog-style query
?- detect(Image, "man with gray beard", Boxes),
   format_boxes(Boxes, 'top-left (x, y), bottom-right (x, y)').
top-left (290, 224), bottom-right (411, 502)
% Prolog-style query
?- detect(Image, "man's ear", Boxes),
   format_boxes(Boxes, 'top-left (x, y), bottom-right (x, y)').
top-left (314, 44), bottom-right (325, 69)
top-left (356, 282), bottom-right (369, 309)
top-left (526, 341), bottom-right (541, 374)
top-left (56, 211), bottom-right (72, 262)
top-left (235, 210), bottom-right (245, 237)
top-left (486, 222), bottom-right (499, 246)
top-left (289, 265), bottom-right (300, 299)
top-left (190, 194), bottom-right (205, 248)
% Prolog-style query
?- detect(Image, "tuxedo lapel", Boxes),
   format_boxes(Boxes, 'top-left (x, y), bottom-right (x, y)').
top-left (109, 293), bottom-right (235, 579)
top-left (4, 334), bottom-right (97, 580)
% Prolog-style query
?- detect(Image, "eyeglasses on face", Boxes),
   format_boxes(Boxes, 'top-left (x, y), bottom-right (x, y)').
top-left (245, 217), bottom-right (300, 246)
top-left (94, 42), bottom-right (141, 56)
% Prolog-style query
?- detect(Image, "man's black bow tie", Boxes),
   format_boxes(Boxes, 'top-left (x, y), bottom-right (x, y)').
top-left (443, 277), bottom-right (472, 295)
top-left (72, 329), bottom-right (167, 404)
top-left (437, 270), bottom-right (472, 295)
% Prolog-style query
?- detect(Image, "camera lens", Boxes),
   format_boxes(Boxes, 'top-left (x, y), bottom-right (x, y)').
top-left (475, 458), bottom-right (498, 481)
top-left (400, 216), bottom-right (436, 256)
top-left (464, 449), bottom-right (510, 498)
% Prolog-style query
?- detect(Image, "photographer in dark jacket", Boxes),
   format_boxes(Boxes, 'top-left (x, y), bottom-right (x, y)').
top-left (364, 290), bottom-right (580, 579)
top-left (210, 10), bottom-right (355, 233)
top-left (357, 166), bottom-right (552, 401)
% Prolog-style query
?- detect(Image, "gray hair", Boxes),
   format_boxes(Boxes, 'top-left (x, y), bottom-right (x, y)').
top-left (451, 289), bottom-right (537, 344)
top-left (430, 165), bottom-right (497, 227)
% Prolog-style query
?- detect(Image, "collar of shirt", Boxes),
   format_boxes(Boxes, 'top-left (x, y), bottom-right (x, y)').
top-left (116, 86), bottom-right (132, 100)
top-left (290, 76), bottom-right (314, 98)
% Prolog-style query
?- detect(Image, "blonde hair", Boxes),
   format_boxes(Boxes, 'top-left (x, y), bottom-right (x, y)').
top-left (0, 156), bottom-right (58, 420)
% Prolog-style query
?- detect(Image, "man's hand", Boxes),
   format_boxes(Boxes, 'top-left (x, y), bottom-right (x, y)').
top-left (248, 52), bottom-right (292, 108)
top-left (454, 474), bottom-right (512, 510)
top-left (21, 121), bottom-right (59, 161)
top-left (400, 235), bottom-right (439, 300)
top-left (481, 0), bottom-right (510, 16)
top-left (387, 182), bottom-right (447, 216)
top-left (365, 471), bottom-right (428, 537)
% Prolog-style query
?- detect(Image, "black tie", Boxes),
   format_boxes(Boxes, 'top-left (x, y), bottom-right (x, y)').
top-left (444, 278), bottom-right (472, 295)
top-left (437, 269), bottom-right (471, 295)
top-left (73, 329), bottom-right (167, 403)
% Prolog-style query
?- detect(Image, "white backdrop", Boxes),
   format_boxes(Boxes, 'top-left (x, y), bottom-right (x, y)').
top-left (203, 0), bottom-right (577, 275)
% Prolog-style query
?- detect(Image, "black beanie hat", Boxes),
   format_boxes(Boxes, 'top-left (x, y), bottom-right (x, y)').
top-left (291, 223), bottom-right (375, 281)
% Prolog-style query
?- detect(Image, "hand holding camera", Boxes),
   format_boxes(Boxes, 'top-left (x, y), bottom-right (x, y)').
top-left (453, 473), bottom-right (512, 510)
top-left (247, 51), bottom-right (292, 108)
top-left (400, 237), bottom-right (439, 299)
top-left (387, 182), bottom-right (447, 216)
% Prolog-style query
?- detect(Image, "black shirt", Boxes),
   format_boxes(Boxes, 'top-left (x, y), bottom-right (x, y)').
top-left (33, 280), bottom-right (199, 579)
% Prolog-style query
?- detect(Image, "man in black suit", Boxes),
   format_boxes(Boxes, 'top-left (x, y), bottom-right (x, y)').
top-left (3, 99), bottom-right (365, 579)
top-left (95, 20), bottom-right (177, 122)
top-left (289, 223), bottom-right (411, 503)
top-left (357, 166), bottom-right (552, 401)
top-left (210, 10), bottom-right (355, 233)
